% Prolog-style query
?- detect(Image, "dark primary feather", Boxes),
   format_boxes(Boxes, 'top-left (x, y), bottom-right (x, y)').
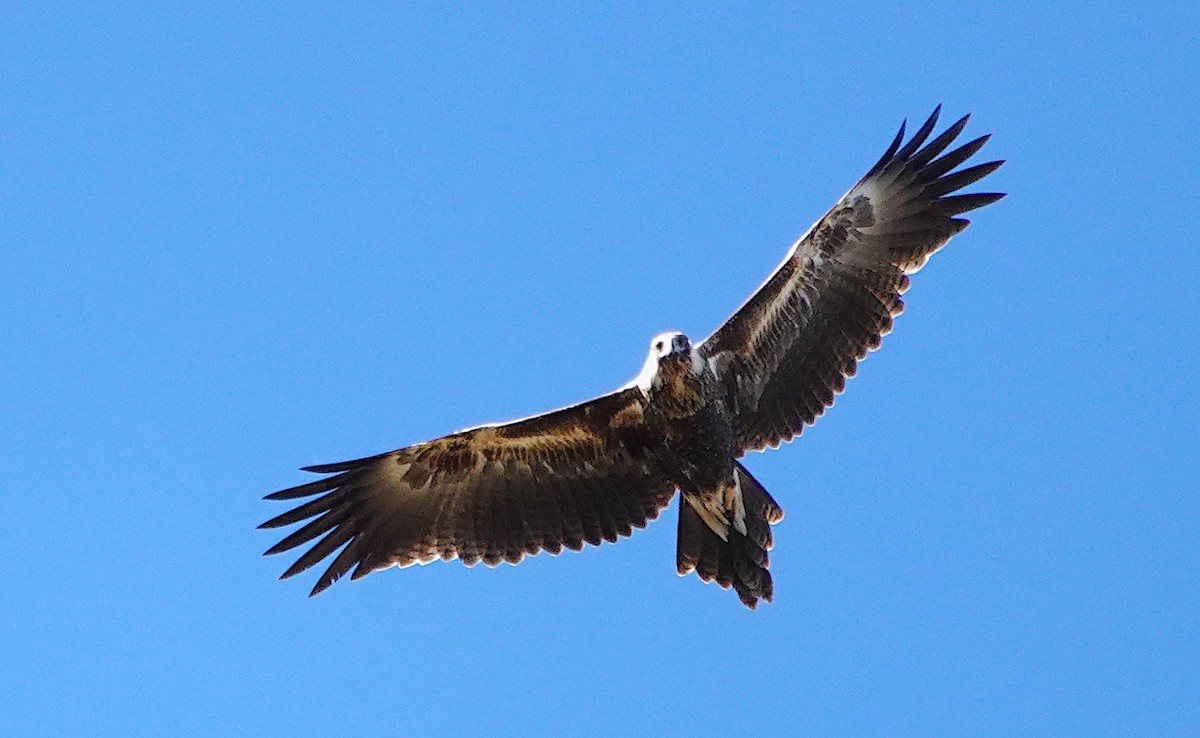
top-left (700, 107), bottom-right (1004, 452)
top-left (260, 387), bottom-right (677, 595)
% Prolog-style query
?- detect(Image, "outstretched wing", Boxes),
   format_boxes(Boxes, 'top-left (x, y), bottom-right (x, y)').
top-left (700, 107), bottom-right (1004, 452)
top-left (259, 387), bottom-right (676, 595)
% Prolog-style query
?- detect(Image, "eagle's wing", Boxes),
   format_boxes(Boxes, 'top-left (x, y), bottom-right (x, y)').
top-left (259, 387), bottom-right (676, 595)
top-left (700, 107), bottom-right (1004, 452)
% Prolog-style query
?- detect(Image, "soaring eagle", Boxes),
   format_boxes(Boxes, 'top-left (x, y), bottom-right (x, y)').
top-left (260, 107), bottom-right (1003, 608)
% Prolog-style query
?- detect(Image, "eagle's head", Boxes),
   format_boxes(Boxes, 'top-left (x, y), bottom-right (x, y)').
top-left (633, 331), bottom-right (702, 392)
top-left (651, 331), bottom-right (691, 361)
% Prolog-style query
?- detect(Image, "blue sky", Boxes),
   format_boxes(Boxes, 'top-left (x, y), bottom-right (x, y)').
top-left (2, 3), bottom-right (1197, 736)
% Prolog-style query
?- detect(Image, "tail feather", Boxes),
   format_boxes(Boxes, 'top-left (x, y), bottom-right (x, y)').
top-left (675, 462), bottom-right (783, 609)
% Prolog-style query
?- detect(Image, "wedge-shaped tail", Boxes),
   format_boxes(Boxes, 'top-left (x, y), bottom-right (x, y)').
top-left (676, 462), bottom-right (784, 608)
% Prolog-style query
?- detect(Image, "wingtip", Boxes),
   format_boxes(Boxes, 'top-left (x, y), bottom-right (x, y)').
top-left (944, 114), bottom-right (971, 142)
top-left (299, 463), bottom-right (339, 474)
top-left (868, 118), bottom-right (908, 176)
top-left (920, 104), bottom-right (942, 134)
top-left (895, 107), bottom-right (943, 161)
top-left (263, 541), bottom-right (290, 556)
top-left (281, 557), bottom-right (315, 581)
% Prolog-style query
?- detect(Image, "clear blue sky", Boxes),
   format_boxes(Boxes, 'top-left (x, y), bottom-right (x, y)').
top-left (2, 3), bottom-right (1197, 736)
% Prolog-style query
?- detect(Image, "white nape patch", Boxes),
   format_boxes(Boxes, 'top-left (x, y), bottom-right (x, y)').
top-left (689, 347), bottom-right (704, 376)
top-left (630, 346), bottom-right (661, 395)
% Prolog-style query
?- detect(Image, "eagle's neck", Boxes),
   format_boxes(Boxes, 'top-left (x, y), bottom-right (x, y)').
top-left (634, 347), bottom-right (704, 392)
top-left (640, 350), bottom-right (710, 418)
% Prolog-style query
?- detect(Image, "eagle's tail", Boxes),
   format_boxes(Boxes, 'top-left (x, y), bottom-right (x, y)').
top-left (676, 462), bottom-right (784, 608)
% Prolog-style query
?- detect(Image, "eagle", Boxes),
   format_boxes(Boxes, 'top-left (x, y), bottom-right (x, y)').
top-left (260, 107), bottom-right (1003, 608)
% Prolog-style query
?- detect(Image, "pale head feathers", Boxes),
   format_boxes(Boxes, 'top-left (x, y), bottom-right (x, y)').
top-left (629, 331), bottom-right (706, 394)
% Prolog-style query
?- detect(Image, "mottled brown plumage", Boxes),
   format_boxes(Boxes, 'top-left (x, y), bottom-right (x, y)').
top-left (261, 389), bottom-right (677, 595)
top-left (260, 106), bottom-right (1003, 608)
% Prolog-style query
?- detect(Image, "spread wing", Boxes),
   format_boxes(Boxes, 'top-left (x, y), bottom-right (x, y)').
top-left (700, 107), bottom-right (1004, 452)
top-left (259, 387), bottom-right (676, 595)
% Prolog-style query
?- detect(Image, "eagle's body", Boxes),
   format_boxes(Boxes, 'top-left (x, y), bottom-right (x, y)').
top-left (260, 107), bottom-right (1004, 608)
top-left (639, 333), bottom-right (743, 537)
top-left (633, 332), bottom-right (776, 602)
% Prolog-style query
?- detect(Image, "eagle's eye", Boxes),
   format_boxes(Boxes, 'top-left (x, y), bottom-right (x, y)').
top-left (654, 340), bottom-right (664, 352)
